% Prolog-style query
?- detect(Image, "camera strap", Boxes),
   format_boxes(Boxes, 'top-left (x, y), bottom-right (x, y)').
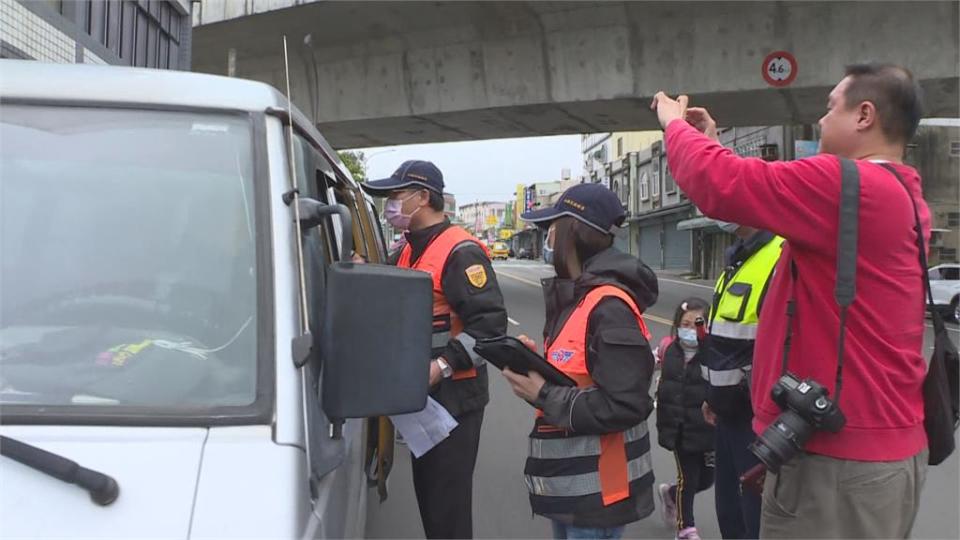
top-left (780, 157), bottom-right (860, 405)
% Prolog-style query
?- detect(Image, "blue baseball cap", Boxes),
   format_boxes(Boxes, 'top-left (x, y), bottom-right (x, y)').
top-left (521, 183), bottom-right (626, 235)
top-left (361, 160), bottom-right (444, 197)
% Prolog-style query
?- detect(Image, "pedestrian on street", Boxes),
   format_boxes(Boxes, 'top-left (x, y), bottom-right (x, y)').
top-left (700, 221), bottom-right (782, 540)
top-left (501, 183), bottom-right (659, 540)
top-left (651, 63), bottom-right (931, 538)
top-left (361, 160), bottom-right (508, 539)
top-left (656, 298), bottom-right (715, 540)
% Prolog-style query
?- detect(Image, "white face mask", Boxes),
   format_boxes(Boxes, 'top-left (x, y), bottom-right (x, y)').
top-left (677, 327), bottom-right (698, 347)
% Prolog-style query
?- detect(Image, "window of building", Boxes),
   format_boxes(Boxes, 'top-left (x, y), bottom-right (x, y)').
top-left (948, 212), bottom-right (960, 228)
top-left (639, 172), bottom-right (650, 201)
top-left (651, 169), bottom-right (661, 198)
top-left (663, 164), bottom-right (677, 195)
top-left (617, 138), bottom-right (623, 158)
top-left (76, 0), bottom-right (184, 69)
top-left (939, 249), bottom-right (958, 263)
top-left (950, 141), bottom-right (960, 157)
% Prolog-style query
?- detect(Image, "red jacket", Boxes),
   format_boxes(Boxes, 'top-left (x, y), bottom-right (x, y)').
top-left (665, 120), bottom-right (930, 461)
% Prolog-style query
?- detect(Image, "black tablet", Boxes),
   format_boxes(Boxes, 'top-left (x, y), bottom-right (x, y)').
top-left (473, 336), bottom-right (577, 387)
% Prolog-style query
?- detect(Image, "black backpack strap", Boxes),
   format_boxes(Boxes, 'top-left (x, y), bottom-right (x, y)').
top-left (878, 163), bottom-right (944, 331)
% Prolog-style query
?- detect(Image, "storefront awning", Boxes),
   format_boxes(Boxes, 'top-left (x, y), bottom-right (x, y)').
top-left (677, 216), bottom-right (722, 231)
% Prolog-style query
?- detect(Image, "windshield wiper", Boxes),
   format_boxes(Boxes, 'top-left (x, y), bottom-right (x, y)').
top-left (0, 435), bottom-right (119, 505)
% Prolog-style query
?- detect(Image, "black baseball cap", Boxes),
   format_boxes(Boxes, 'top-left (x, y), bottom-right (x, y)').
top-left (361, 160), bottom-right (444, 197)
top-left (521, 183), bottom-right (626, 235)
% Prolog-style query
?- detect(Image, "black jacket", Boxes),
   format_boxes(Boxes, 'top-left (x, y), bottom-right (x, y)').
top-left (404, 220), bottom-right (508, 417)
top-left (532, 247), bottom-right (658, 527)
top-left (656, 340), bottom-right (715, 453)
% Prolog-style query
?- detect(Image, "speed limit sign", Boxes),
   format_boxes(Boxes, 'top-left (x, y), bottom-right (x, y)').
top-left (762, 51), bottom-right (798, 87)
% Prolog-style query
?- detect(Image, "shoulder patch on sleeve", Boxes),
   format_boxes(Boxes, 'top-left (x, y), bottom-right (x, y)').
top-left (465, 264), bottom-right (488, 289)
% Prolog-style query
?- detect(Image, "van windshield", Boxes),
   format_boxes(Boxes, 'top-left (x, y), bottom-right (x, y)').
top-left (0, 105), bottom-right (260, 414)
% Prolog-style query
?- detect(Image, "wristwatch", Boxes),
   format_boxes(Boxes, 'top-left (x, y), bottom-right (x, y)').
top-left (436, 357), bottom-right (453, 379)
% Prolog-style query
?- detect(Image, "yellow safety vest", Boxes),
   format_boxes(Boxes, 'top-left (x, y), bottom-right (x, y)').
top-left (704, 236), bottom-right (784, 387)
top-left (710, 236), bottom-right (784, 339)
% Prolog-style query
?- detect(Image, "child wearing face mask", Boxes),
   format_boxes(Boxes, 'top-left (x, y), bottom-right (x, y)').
top-left (655, 298), bottom-right (715, 540)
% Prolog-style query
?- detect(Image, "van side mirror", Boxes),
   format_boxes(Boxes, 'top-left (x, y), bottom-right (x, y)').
top-left (297, 198), bottom-right (352, 261)
top-left (321, 262), bottom-right (432, 423)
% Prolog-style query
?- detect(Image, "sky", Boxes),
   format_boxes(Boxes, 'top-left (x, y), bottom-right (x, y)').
top-left (353, 135), bottom-right (584, 206)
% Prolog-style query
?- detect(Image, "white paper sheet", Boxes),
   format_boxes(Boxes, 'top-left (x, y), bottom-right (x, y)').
top-left (389, 397), bottom-right (459, 458)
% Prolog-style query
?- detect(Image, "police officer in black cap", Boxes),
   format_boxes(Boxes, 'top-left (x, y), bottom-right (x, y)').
top-left (362, 160), bottom-right (507, 539)
top-left (503, 183), bottom-right (659, 539)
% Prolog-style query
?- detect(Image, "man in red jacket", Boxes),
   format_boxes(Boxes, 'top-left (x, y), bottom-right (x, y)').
top-left (650, 64), bottom-right (930, 538)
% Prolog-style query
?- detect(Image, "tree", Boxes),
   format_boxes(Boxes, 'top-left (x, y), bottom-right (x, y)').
top-left (338, 150), bottom-right (366, 183)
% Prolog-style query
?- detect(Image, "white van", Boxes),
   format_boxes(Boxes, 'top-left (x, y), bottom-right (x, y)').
top-left (0, 60), bottom-right (430, 539)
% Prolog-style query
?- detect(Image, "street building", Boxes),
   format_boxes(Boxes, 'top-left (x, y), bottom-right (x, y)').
top-left (1, 0), bottom-right (192, 68)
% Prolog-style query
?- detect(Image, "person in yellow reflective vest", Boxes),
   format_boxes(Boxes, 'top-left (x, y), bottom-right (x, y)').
top-left (701, 221), bottom-right (783, 539)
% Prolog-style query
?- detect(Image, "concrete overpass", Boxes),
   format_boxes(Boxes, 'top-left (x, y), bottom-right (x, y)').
top-left (192, 1), bottom-right (959, 148)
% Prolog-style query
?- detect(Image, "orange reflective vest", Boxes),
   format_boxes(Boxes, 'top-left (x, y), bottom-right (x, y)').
top-left (397, 226), bottom-right (489, 380)
top-left (526, 285), bottom-right (653, 511)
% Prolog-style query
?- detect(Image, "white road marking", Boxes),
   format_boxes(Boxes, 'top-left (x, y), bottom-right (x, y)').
top-left (657, 276), bottom-right (714, 290)
top-left (494, 270), bottom-right (543, 288)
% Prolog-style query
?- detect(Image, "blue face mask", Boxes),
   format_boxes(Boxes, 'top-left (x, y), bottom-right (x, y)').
top-left (677, 327), bottom-right (698, 347)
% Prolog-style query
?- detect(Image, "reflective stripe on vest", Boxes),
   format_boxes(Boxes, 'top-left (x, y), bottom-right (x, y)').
top-left (704, 365), bottom-right (752, 387)
top-left (530, 285), bottom-right (653, 507)
top-left (397, 226), bottom-right (490, 380)
top-left (710, 319), bottom-right (759, 340)
top-left (529, 423), bottom-right (648, 459)
top-left (711, 236), bottom-right (784, 328)
top-left (525, 454), bottom-right (654, 498)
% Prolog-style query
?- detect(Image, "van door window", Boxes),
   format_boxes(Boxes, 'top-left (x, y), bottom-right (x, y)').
top-left (333, 186), bottom-right (376, 263)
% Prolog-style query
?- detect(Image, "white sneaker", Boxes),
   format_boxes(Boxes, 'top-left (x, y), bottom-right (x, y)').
top-left (657, 483), bottom-right (677, 529)
top-left (677, 527), bottom-right (701, 540)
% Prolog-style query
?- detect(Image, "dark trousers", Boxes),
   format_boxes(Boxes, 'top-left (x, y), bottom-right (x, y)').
top-left (669, 450), bottom-right (715, 529)
top-left (411, 408), bottom-right (484, 539)
top-left (714, 420), bottom-right (762, 539)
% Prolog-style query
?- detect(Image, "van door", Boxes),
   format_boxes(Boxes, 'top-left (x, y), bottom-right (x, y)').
top-left (289, 135), bottom-right (366, 538)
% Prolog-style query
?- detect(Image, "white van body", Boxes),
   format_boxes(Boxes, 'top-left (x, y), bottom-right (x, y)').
top-left (0, 60), bottom-right (388, 539)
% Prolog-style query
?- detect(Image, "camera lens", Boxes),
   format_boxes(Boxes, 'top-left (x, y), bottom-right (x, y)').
top-left (750, 410), bottom-right (814, 472)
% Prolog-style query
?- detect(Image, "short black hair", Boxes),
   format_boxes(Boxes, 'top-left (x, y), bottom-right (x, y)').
top-left (427, 190), bottom-right (445, 212)
top-left (843, 63), bottom-right (924, 143)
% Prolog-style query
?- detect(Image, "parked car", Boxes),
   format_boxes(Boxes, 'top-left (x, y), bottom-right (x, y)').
top-left (929, 263), bottom-right (960, 322)
top-left (0, 60), bottom-right (431, 539)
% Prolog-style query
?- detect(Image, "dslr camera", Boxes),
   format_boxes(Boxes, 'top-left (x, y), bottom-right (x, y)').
top-left (750, 373), bottom-right (846, 472)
